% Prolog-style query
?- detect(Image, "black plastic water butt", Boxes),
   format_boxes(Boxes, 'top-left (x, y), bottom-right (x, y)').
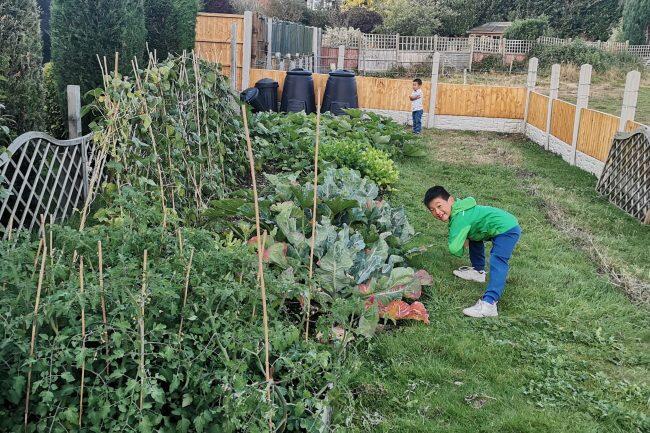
top-left (280, 68), bottom-right (316, 114)
top-left (239, 87), bottom-right (265, 112)
top-left (322, 69), bottom-right (358, 116)
top-left (255, 78), bottom-right (279, 112)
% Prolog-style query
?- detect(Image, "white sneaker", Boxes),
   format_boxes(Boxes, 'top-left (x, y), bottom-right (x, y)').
top-left (453, 266), bottom-right (486, 283)
top-left (462, 299), bottom-right (498, 318)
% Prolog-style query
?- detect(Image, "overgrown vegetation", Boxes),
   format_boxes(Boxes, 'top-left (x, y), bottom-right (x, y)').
top-left (529, 40), bottom-right (642, 72)
top-left (144, 0), bottom-right (199, 57)
top-left (622, 0), bottom-right (650, 45)
top-left (42, 63), bottom-right (65, 139)
top-left (504, 16), bottom-right (551, 40)
top-left (0, 0), bottom-right (44, 134)
top-left (0, 54), bottom-right (430, 431)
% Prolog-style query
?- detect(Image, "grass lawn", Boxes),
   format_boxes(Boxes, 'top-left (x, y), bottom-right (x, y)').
top-left (345, 129), bottom-right (649, 432)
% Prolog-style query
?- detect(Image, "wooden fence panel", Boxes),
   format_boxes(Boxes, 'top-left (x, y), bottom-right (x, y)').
top-left (550, 99), bottom-right (576, 145)
top-left (356, 77), bottom-right (432, 112)
top-left (249, 69), bottom-right (329, 101)
top-left (625, 120), bottom-right (644, 132)
top-left (527, 91), bottom-right (548, 130)
top-left (436, 84), bottom-right (525, 119)
top-left (577, 109), bottom-right (620, 161)
top-left (195, 13), bottom-right (244, 84)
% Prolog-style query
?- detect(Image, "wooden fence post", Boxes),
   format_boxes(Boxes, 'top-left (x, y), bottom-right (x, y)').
top-left (266, 17), bottom-right (273, 70)
top-left (66, 85), bottom-right (81, 139)
top-left (571, 64), bottom-right (592, 165)
top-left (618, 70), bottom-right (641, 132)
top-left (522, 57), bottom-right (538, 129)
top-left (242, 11), bottom-right (253, 89)
top-left (426, 52), bottom-right (441, 129)
top-left (337, 45), bottom-right (345, 70)
top-left (230, 23), bottom-right (238, 91)
top-left (545, 64), bottom-right (560, 149)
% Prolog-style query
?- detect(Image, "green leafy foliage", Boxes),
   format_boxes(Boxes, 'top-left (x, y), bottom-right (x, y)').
top-left (622, 0), bottom-right (650, 45)
top-left (51, 0), bottom-right (146, 101)
top-left (320, 139), bottom-right (399, 187)
top-left (0, 0), bottom-right (44, 133)
top-left (42, 62), bottom-right (66, 139)
top-left (504, 16), bottom-right (552, 40)
top-left (529, 40), bottom-right (642, 72)
top-left (144, 0), bottom-right (199, 57)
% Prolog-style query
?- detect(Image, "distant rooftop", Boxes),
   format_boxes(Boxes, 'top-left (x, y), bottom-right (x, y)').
top-left (467, 22), bottom-right (512, 35)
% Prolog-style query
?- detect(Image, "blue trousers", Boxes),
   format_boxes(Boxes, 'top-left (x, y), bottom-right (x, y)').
top-left (412, 110), bottom-right (423, 134)
top-left (469, 226), bottom-right (521, 304)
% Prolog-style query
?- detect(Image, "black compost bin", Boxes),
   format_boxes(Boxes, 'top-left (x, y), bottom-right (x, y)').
top-left (240, 87), bottom-right (265, 112)
top-left (255, 78), bottom-right (279, 112)
top-left (322, 69), bottom-right (358, 116)
top-left (280, 68), bottom-right (316, 114)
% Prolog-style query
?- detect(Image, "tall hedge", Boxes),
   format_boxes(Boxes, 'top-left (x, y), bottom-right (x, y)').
top-left (0, 0), bottom-right (44, 133)
top-left (37, 0), bottom-right (51, 62)
top-left (51, 0), bottom-right (146, 99)
top-left (622, 0), bottom-right (650, 45)
top-left (145, 0), bottom-right (199, 57)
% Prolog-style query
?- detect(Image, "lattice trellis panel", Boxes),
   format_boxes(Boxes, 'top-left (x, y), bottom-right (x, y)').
top-left (0, 131), bottom-right (95, 239)
top-left (596, 127), bottom-right (650, 224)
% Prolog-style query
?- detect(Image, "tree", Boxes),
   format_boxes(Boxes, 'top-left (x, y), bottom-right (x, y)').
top-left (0, 0), bottom-right (44, 133)
top-left (622, 0), bottom-right (650, 44)
top-left (145, 0), bottom-right (199, 57)
top-left (51, 0), bottom-right (146, 100)
top-left (203, 0), bottom-right (235, 13)
top-left (37, 0), bottom-right (51, 62)
top-left (264, 0), bottom-right (308, 22)
top-left (504, 17), bottom-right (551, 40)
top-left (378, 0), bottom-right (457, 36)
top-left (345, 6), bottom-right (382, 33)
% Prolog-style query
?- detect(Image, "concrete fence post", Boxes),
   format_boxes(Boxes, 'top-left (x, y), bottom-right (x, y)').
top-left (395, 33), bottom-right (400, 67)
top-left (312, 26), bottom-right (319, 72)
top-left (241, 11), bottom-right (253, 89)
top-left (230, 23), bottom-right (238, 91)
top-left (468, 35), bottom-right (475, 71)
top-left (66, 85), bottom-right (81, 139)
top-left (618, 70), bottom-right (641, 132)
top-left (545, 63), bottom-right (561, 150)
top-left (571, 64), bottom-right (592, 165)
top-left (426, 52), bottom-right (441, 129)
top-left (266, 17), bottom-right (273, 70)
top-left (337, 45), bottom-right (345, 69)
top-left (522, 57), bottom-right (538, 129)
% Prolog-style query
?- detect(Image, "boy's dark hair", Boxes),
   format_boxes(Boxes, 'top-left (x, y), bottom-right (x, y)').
top-left (413, 78), bottom-right (422, 85)
top-left (423, 186), bottom-right (450, 207)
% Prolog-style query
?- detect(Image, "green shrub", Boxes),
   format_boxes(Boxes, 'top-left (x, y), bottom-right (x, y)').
top-left (145, 0), bottom-right (199, 57)
top-left (529, 40), bottom-right (642, 72)
top-left (504, 17), bottom-right (551, 40)
top-left (42, 63), bottom-right (66, 138)
top-left (0, 0), bottom-right (44, 133)
top-left (51, 0), bottom-right (146, 102)
top-left (622, 0), bottom-right (650, 45)
top-left (320, 139), bottom-right (399, 187)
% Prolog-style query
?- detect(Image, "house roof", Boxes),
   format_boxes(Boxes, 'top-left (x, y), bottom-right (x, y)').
top-left (467, 22), bottom-right (512, 35)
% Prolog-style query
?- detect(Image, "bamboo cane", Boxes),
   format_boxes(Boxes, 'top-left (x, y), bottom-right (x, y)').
top-left (139, 250), bottom-right (148, 412)
top-left (98, 241), bottom-right (109, 373)
top-left (241, 106), bottom-right (274, 430)
top-left (178, 248), bottom-right (195, 337)
top-left (24, 232), bottom-right (47, 431)
top-left (78, 256), bottom-right (86, 428)
top-left (305, 90), bottom-right (322, 341)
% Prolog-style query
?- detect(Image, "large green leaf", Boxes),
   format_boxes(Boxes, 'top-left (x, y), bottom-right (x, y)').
top-left (317, 239), bottom-right (355, 292)
top-left (353, 236), bottom-right (389, 284)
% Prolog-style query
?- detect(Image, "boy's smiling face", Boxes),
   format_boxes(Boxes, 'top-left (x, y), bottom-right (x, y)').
top-left (412, 81), bottom-right (420, 91)
top-left (427, 196), bottom-right (454, 222)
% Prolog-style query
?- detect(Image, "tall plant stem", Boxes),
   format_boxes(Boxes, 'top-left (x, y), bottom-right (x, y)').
top-left (178, 248), bottom-right (195, 337)
top-left (241, 106), bottom-right (274, 430)
top-left (98, 241), bottom-right (109, 373)
top-left (24, 230), bottom-right (47, 431)
top-left (139, 250), bottom-right (148, 412)
top-left (305, 90), bottom-right (322, 341)
top-left (78, 256), bottom-right (86, 428)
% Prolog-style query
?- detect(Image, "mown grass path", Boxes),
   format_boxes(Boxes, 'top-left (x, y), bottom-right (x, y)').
top-left (347, 130), bottom-right (649, 432)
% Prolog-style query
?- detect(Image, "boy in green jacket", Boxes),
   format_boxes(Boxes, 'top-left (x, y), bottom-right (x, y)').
top-left (423, 186), bottom-right (521, 318)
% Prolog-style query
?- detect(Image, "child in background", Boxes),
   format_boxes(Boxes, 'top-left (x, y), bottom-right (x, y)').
top-left (410, 78), bottom-right (423, 134)
top-left (423, 186), bottom-right (522, 318)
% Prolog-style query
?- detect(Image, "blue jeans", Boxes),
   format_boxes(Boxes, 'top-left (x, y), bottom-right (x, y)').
top-left (412, 110), bottom-right (423, 134)
top-left (468, 226), bottom-right (521, 304)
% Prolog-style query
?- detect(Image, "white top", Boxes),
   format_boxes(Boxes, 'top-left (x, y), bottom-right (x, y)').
top-left (411, 89), bottom-right (423, 111)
